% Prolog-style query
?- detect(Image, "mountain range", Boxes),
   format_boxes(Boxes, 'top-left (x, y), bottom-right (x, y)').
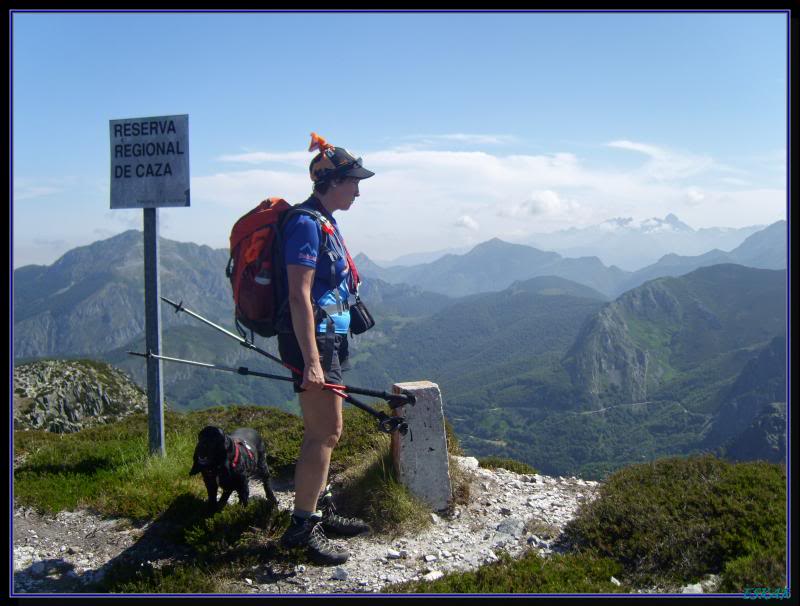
top-left (12, 223), bottom-right (788, 477)
top-left (369, 214), bottom-right (766, 272)
top-left (525, 213), bottom-right (768, 271)
top-left (357, 220), bottom-right (786, 299)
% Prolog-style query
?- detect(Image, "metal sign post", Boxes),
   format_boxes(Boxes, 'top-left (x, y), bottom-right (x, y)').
top-left (109, 113), bottom-right (190, 456)
top-left (143, 208), bottom-right (165, 456)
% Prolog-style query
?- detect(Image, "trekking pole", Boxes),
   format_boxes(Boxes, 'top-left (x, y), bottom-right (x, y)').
top-left (128, 350), bottom-right (298, 383)
top-left (127, 350), bottom-right (409, 435)
top-left (160, 296), bottom-right (414, 408)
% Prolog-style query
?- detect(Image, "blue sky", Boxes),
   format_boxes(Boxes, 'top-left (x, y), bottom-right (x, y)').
top-left (11, 10), bottom-right (789, 267)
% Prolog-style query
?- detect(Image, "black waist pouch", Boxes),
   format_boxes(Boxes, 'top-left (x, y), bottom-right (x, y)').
top-left (349, 297), bottom-right (375, 335)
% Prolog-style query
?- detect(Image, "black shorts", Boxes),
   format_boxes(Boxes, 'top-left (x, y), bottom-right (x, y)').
top-left (277, 332), bottom-right (351, 393)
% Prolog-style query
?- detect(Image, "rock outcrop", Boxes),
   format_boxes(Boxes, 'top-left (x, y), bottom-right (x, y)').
top-left (13, 360), bottom-right (147, 433)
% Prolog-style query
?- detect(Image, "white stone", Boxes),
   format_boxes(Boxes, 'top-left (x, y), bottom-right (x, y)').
top-left (458, 457), bottom-right (479, 469)
top-left (387, 549), bottom-right (401, 559)
top-left (245, 578), bottom-right (253, 585)
top-left (391, 381), bottom-right (452, 511)
top-left (423, 570), bottom-right (444, 582)
top-left (611, 576), bottom-right (621, 586)
top-left (424, 554), bottom-right (438, 563)
top-left (331, 567), bottom-right (348, 581)
top-left (681, 583), bottom-right (704, 594)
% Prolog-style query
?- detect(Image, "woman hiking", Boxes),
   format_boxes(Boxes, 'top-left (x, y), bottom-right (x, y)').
top-left (278, 133), bottom-right (375, 565)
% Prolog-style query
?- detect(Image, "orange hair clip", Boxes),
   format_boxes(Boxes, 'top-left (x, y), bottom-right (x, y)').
top-left (309, 132), bottom-right (334, 153)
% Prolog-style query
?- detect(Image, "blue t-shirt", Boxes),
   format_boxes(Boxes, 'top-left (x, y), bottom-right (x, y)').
top-left (281, 197), bottom-right (353, 334)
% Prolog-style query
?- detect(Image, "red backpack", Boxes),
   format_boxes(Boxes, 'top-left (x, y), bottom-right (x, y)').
top-left (226, 197), bottom-right (295, 339)
top-left (226, 197), bottom-right (359, 340)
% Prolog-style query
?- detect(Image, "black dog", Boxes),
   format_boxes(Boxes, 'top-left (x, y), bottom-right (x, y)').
top-left (189, 425), bottom-right (278, 514)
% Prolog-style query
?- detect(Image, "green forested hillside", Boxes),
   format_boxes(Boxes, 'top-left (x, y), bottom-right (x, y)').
top-left (350, 265), bottom-right (787, 478)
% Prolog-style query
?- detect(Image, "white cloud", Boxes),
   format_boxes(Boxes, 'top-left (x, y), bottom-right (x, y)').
top-left (500, 190), bottom-right (582, 218)
top-left (607, 139), bottom-right (715, 180)
top-left (145, 142), bottom-right (786, 262)
top-left (685, 187), bottom-right (706, 205)
top-left (193, 170), bottom-right (310, 210)
top-left (677, 188), bottom-right (786, 228)
top-left (397, 133), bottom-right (520, 148)
top-left (454, 215), bottom-right (480, 231)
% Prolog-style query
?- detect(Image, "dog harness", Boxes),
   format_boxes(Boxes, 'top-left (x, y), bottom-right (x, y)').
top-left (232, 439), bottom-right (256, 472)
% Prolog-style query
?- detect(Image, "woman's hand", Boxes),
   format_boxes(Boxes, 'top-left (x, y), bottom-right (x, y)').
top-left (302, 359), bottom-right (326, 392)
top-left (286, 264), bottom-right (327, 392)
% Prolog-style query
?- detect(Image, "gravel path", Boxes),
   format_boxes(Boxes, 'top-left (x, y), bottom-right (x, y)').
top-left (13, 456), bottom-right (602, 594)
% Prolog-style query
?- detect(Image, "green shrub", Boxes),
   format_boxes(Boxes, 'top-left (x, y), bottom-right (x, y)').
top-left (388, 550), bottom-right (628, 593)
top-left (183, 498), bottom-right (281, 558)
top-left (561, 454), bottom-right (786, 586)
top-left (719, 544), bottom-right (788, 593)
top-left (101, 561), bottom-right (219, 594)
top-left (479, 456), bottom-right (537, 475)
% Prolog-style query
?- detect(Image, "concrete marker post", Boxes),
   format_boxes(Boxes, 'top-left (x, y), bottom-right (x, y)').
top-left (391, 380), bottom-right (452, 512)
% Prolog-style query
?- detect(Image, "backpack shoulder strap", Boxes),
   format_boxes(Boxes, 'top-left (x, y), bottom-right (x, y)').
top-left (279, 206), bottom-right (335, 252)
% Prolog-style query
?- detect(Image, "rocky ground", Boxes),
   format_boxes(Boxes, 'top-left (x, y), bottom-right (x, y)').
top-left (12, 456), bottom-right (720, 595)
top-left (13, 360), bottom-right (147, 433)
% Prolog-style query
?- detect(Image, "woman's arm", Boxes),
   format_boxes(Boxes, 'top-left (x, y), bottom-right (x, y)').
top-left (286, 264), bottom-right (326, 391)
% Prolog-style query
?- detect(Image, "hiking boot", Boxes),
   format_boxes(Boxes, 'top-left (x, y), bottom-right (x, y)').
top-left (317, 488), bottom-right (371, 537)
top-left (280, 513), bottom-right (349, 566)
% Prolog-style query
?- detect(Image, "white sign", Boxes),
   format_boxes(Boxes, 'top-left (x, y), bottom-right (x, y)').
top-left (110, 114), bottom-right (190, 209)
